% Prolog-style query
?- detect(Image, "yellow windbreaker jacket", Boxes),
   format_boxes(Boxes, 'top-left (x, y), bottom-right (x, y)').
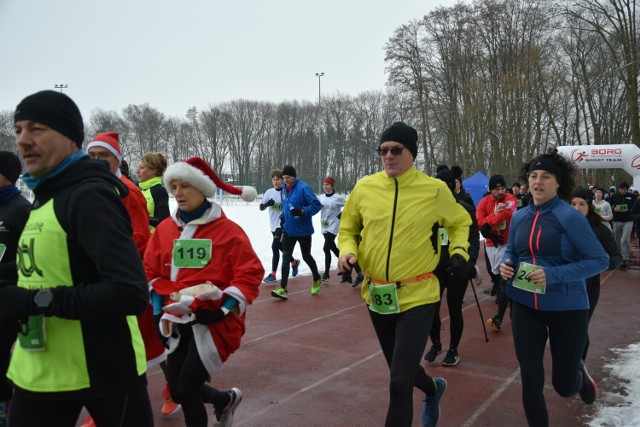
top-left (339, 166), bottom-right (472, 311)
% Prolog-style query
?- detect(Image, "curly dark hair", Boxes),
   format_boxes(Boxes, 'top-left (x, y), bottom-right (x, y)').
top-left (519, 148), bottom-right (576, 202)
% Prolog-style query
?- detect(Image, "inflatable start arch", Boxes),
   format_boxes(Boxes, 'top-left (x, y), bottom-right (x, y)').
top-left (557, 144), bottom-right (640, 189)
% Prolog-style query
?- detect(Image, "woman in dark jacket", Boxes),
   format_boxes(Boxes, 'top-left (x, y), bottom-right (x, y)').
top-left (499, 149), bottom-right (609, 426)
top-left (570, 187), bottom-right (622, 361)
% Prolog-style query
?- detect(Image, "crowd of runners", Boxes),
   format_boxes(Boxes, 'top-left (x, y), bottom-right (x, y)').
top-left (0, 91), bottom-right (632, 427)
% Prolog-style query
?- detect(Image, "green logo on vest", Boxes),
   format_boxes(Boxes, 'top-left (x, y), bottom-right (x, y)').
top-left (17, 238), bottom-right (43, 277)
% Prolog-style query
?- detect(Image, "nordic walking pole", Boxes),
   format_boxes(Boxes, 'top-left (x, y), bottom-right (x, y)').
top-left (469, 279), bottom-right (489, 343)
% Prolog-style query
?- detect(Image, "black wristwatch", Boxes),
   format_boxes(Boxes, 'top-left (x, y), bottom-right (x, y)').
top-left (34, 289), bottom-right (53, 309)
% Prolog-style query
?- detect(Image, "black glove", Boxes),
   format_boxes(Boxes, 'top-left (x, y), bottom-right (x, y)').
top-left (189, 308), bottom-right (226, 325)
top-left (479, 224), bottom-right (492, 238)
top-left (488, 233), bottom-right (504, 245)
top-left (0, 286), bottom-right (38, 322)
top-left (480, 224), bottom-right (504, 245)
top-left (447, 254), bottom-right (469, 278)
top-left (290, 208), bottom-right (304, 217)
top-left (260, 199), bottom-right (275, 210)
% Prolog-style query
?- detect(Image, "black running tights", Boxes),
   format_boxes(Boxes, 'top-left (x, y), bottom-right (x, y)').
top-left (9, 380), bottom-right (153, 427)
top-left (281, 234), bottom-right (320, 287)
top-left (322, 232), bottom-right (340, 274)
top-left (369, 304), bottom-right (437, 427)
top-left (511, 301), bottom-right (588, 427)
top-left (429, 265), bottom-right (468, 349)
top-left (166, 325), bottom-right (228, 427)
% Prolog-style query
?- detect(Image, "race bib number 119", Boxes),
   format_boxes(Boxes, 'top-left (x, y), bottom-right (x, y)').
top-left (173, 239), bottom-right (212, 268)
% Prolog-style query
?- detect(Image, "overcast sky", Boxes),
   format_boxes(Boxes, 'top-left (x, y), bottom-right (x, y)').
top-left (0, 0), bottom-right (457, 120)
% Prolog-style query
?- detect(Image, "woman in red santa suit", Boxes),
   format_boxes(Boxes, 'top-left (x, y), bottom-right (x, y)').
top-left (144, 157), bottom-right (263, 427)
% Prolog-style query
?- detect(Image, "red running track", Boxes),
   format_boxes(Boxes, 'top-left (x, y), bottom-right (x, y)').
top-left (94, 245), bottom-right (640, 427)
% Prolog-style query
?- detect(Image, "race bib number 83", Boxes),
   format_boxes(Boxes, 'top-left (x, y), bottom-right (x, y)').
top-left (369, 283), bottom-right (400, 314)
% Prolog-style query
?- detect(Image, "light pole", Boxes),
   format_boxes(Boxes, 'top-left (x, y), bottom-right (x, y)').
top-left (315, 72), bottom-right (324, 193)
top-left (54, 84), bottom-right (68, 93)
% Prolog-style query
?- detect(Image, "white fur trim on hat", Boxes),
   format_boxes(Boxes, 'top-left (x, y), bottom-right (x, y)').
top-left (164, 162), bottom-right (217, 197)
top-left (86, 140), bottom-right (122, 163)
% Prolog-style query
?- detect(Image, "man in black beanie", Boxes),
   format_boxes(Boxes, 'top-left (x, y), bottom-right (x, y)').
top-left (0, 151), bottom-right (31, 422)
top-left (338, 122), bottom-right (472, 425)
top-left (476, 174), bottom-right (518, 330)
top-left (4, 91), bottom-right (153, 426)
top-left (271, 164), bottom-right (322, 299)
top-left (378, 121), bottom-right (418, 160)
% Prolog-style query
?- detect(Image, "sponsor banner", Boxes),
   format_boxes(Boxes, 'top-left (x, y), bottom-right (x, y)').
top-left (557, 144), bottom-right (640, 189)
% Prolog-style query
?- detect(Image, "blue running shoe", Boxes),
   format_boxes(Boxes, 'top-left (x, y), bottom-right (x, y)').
top-left (263, 274), bottom-right (277, 283)
top-left (291, 259), bottom-right (300, 277)
top-left (422, 377), bottom-right (447, 427)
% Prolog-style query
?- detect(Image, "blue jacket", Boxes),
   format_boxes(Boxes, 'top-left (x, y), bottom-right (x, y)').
top-left (281, 178), bottom-right (321, 237)
top-left (503, 196), bottom-right (608, 311)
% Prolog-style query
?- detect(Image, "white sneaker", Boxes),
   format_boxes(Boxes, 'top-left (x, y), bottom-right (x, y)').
top-left (471, 265), bottom-right (483, 286)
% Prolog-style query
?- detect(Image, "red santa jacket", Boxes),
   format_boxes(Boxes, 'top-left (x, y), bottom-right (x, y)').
top-left (476, 192), bottom-right (517, 247)
top-left (120, 175), bottom-right (165, 365)
top-left (121, 175), bottom-right (151, 257)
top-left (144, 203), bottom-right (263, 377)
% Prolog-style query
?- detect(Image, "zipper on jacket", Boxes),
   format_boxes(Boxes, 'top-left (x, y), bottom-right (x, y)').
top-left (528, 208), bottom-right (541, 310)
top-left (386, 179), bottom-right (399, 281)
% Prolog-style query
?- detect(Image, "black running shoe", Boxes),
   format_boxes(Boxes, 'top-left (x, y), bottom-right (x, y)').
top-left (322, 273), bottom-right (330, 282)
top-left (579, 361), bottom-right (597, 404)
top-left (487, 317), bottom-right (502, 330)
top-left (424, 342), bottom-right (443, 362)
top-left (441, 348), bottom-right (460, 366)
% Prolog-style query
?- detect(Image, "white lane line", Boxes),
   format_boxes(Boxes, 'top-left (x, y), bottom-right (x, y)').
top-left (236, 351), bottom-right (382, 426)
top-left (244, 303), bottom-right (364, 344)
top-left (461, 367), bottom-right (521, 427)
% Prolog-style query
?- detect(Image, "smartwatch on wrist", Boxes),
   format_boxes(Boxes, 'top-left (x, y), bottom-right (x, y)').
top-left (34, 289), bottom-right (53, 309)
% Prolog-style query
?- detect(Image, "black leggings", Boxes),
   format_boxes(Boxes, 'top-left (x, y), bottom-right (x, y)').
top-left (429, 265), bottom-right (469, 349)
top-left (166, 325), bottom-right (229, 427)
top-left (369, 304), bottom-right (437, 427)
top-left (583, 278), bottom-right (600, 360)
top-left (0, 323), bottom-right (16, 401)
top-left (270, 229), bottom-right (283, 272)
top-left (322, 232), bottom-right (340, 274)
top-left (281, 234), bottom-right (320, 288)
top-left (511, 301), bottom-right (588, 427)
top-left (8, 379), bottom-right (152, 427)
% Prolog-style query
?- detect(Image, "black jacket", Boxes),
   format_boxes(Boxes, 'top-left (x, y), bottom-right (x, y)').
top-left (0, 193), bottom-right (31, 286)
top-left (30, 157), bottom-right (148, 319)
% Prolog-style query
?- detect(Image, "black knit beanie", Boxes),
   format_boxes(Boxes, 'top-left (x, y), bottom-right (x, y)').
top-left (14, 90), bottom-right (84, 148)
top-left (488, 174), bottom-right (506, 191)
top-left (379, 122), bottom-right (418, 159)
top-left (435, 167), bottom-right (456, 193)
top-left (571, 186), bottom-right (594, 204)
top-left (282, 165), bottom-right (297, 177)
top-left (0, 151), bottom-right (23, 184)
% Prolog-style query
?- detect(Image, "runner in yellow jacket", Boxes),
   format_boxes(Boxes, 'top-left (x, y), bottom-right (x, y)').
top-left (338, 122), bottom-right (471, 427)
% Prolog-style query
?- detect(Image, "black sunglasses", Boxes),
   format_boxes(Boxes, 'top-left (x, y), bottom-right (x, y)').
top-left (377, 147), bottom-right (405, 156)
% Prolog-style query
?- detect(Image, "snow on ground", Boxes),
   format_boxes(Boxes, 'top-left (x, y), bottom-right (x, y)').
top-left (588, 343), bottom-right (640, 427)
top-left (176, 198), bottom-right (640, 426)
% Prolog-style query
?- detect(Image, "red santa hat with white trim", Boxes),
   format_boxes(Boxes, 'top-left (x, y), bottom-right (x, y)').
top-left (163, 156), bottom-right (257, 201)
top-left (87, 132), bottom-right (122, 163)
